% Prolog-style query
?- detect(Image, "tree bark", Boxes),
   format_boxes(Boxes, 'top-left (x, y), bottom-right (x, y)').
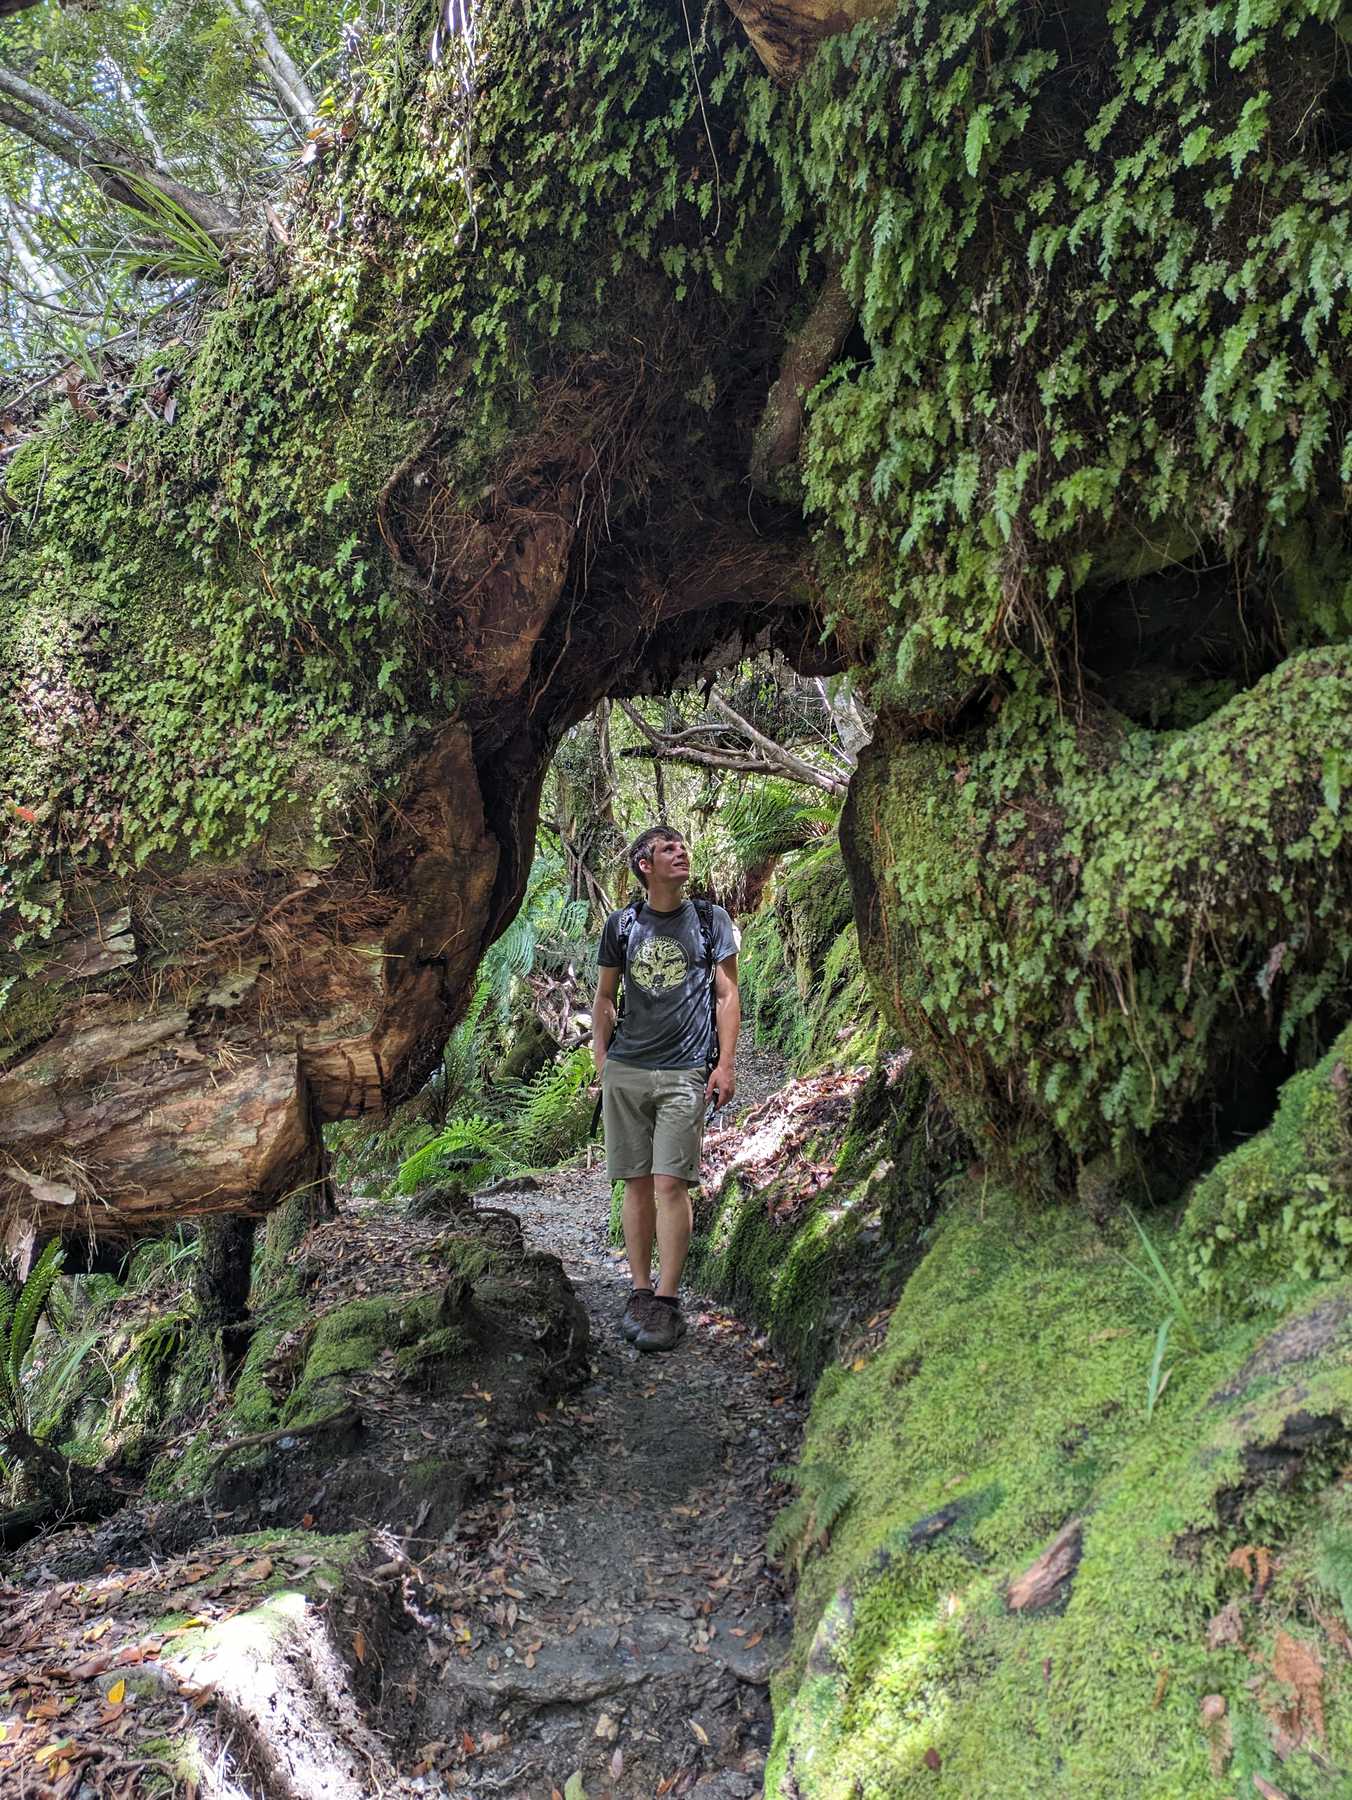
top-left (221, 0), bottom-right (317, 134)
top-left (724, 0), bottom-right (895, 81)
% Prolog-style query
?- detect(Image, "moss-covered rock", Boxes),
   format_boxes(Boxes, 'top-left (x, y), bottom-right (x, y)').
top-left (769, 1182), bottom-right (1352, 1798)
top-left (1182, 1023), bottom-right (1352, 1311)
top-left (845, 654), bottom-right (1352, 1187)
top-left (740, 838), bottom-right (881, 1073)
top-left (690, 1056), bottom-right (959, 1382)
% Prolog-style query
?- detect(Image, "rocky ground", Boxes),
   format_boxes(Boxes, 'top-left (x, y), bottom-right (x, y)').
top-left (0, 1051), bottom-right (807, 1799)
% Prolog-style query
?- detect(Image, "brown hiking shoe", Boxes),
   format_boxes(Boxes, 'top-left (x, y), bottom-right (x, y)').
top-left (635, 1299), bottom-right (687, 1353)
top-left (620, 1288), bottom-right (655, 1342)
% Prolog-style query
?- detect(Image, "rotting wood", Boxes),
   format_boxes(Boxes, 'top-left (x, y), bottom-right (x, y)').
top-left (1007, 1519), bottom-right (1084, 1612)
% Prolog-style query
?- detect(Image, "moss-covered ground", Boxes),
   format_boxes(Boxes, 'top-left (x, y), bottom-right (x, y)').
top-left (767, 1178), bottom-right (1352, 1798)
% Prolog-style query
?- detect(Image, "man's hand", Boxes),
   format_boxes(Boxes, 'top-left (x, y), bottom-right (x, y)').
top-left (705, 1061), bottom-right (736, 1108)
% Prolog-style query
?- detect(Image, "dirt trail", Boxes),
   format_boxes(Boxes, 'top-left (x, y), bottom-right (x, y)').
top-left (392, 1158), bottom-right (806, 1799)
top-left (1, 1049), bottom-right (806, 1800)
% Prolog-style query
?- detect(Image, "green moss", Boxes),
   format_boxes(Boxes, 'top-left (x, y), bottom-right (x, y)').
top-left (0, 978), bottom-right (65, 1068)
top-left (768, 1183), bottom-right (1352, 1798)
top-left (689, 1173), bottom-right (855, 1379)
top-left (393, 1324), bottom-right (471, 1382)
top-left (848, 653), bottom-right (1352, 1181)
top-left (740, 839), bottom-right (881, 1074)
top-left (0, 0), bottom-right (789, 949)
top-left (283, 1292), bottom-right (435, 1425)
top-left (1182, 1023), bottom-right (1352, 1309)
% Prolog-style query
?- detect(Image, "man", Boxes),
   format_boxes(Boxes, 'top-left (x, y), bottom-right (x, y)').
top-left (591, 825), bottom-right (740, 1353)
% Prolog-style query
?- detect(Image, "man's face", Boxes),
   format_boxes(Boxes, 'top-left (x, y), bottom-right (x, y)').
top-left (643, 835), bottom-right (690, 885)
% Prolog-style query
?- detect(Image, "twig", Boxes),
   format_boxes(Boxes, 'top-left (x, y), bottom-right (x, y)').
top-left (207, 1404), bottom-right (360, 1474)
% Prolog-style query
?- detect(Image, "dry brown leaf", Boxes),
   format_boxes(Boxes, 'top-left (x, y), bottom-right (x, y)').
top-left (1207, 1601), bottom-right (1245, 1652)
top-left (689, 1719), bottom-right (709, 1746)
top-left (1152, 1668), bottom-right (1170, 1710)
top-left (352, 1630), bottom-right (367, 1665)
top-left (1273, 1630), bottom-right (1324, 1742)
top-left (1227, 1545), bottom-right (1273, 1595)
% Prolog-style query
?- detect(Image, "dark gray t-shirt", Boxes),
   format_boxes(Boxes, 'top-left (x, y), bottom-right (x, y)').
top-left (598, 900), bottom-right (738, 1071)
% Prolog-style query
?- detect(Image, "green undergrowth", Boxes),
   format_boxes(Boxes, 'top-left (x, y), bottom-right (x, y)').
top-left (1182, 1021), bottom-right (1352, 1310)
top-left (768, 1182), bottom-right (1352, 1798)
top-left (849, 650), bottom-right (1352, 1182)
top-left (739, 838), bottom-right (879, 1073)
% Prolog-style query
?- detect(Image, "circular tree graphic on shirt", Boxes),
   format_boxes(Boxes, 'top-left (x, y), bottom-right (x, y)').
top-left (630, 936), bottom-right (688, 995)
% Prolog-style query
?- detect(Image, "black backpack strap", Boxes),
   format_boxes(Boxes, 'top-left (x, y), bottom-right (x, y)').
top-left (614, 901), bottom-right (642, 1017)
top-left (692, 897), bottom-right (720, 1068)
top-left (591, 902), bottom-right (641, 1138)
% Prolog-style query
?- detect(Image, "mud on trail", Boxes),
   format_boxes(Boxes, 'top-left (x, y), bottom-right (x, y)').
top-left (1, 1154), bottom-right (805, 1800)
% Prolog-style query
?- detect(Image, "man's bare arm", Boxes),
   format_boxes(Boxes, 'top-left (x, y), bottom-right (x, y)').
top-left (592, 964), bottom-right (620, 1073)
top-left (708, 955), bottom-right (740, 1105)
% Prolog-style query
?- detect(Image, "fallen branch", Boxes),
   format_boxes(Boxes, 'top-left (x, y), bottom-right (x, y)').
top-left (208, 1403), bottom-right (361, 1475)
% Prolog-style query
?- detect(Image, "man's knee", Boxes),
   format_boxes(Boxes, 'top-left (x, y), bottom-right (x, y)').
top-left (652, 1174), bottom-right (689, 1207)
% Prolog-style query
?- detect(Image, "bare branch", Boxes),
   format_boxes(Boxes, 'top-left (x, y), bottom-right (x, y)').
top-left (222, 0), bottom-right (317, 133)
top-left (614, 696), bottom-right (847, 795)
top-left (0, 68), bottom-right (241, 242)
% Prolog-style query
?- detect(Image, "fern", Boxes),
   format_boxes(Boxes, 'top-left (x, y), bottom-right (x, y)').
top-left (510, 1046), bottom-right (595, 1168)
top-left (723, 781), bottom-right (839, 871)
top-left (766, 1460), bottom-right (855, 1573)
top-left (33, 1327), bottom-right (107, 1438)
top-left (1, 1238), bottom-right (65, 1431)
top-left (392, 1116), bottom-right (513, 1195)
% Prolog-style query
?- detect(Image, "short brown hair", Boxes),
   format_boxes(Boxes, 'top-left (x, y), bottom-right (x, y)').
top-left (628, 825), bottom-right (684, 889)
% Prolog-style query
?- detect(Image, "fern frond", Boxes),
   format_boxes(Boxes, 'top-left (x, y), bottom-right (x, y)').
top-left (392, 1116), bottom-right (513, 1195)
top-left (723, 781), bottom-right (840, 870)
top-left (7, 1237), bottom-right (65, 1401)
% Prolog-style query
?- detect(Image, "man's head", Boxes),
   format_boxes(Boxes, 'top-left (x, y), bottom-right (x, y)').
top-left (629, 825), bottom-right (689, 891)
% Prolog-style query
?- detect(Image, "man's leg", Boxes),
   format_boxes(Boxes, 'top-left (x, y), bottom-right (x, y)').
top-left (621, 1175), bottom-right (656, 1290)
top-left (652, 1175), bottom-right (692, 1297)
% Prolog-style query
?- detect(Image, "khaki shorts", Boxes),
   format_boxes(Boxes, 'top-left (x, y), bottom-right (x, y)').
top-left (601, 1060), bottom-right (706, 1183)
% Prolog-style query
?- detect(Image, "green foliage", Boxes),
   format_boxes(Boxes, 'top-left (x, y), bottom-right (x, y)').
top-left (852, 652), bottom-right (1352, 1176)
top-left (747, 0), bottom-right (1352, 696)
top-left (391, 1115), bottom-right (514, 1196)
top-left (392, 1043), bottom-right (596, 1194)
top-left (1, 0), bottom-right (787, 953)
top-left (767, 1460), bottom-right (855, 1574)
top-left (739, 836), bottom-right (878, 1072)
top-left (509, 1047), bottom-right (596, 1169)
top-left (722, 780), bottom-right (839, 870)
top-left (1181, 1023), bottom-right (1352, 1307)
top-left (1119, 1208), bottom-right (1208, 1417)
top-left (85, 173), bottom-right (229, 285)
top-left (0, 1237), bottom-right (64, 1432)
